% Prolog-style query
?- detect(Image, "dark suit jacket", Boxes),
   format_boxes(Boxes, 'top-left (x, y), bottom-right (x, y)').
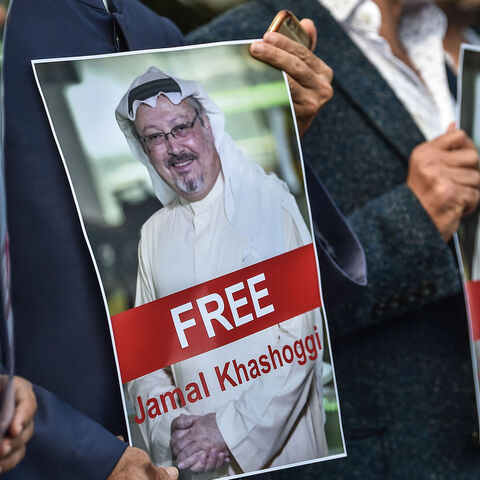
top-left (3, 1), bottom-right (183, 478)
top-left (188, 1), bottom-right (480, 478)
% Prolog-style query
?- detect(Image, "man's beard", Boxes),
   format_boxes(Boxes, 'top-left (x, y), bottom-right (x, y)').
top-left (175, 172), bottom-right (205, 195)
top-left (167, 152), bottom-right (205, 195)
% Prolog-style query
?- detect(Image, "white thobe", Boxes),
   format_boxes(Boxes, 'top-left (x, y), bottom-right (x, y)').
top-left (128, 173), bottom-right (326, 476)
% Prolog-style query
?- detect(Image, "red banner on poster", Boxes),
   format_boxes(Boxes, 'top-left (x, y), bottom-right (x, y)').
top-left (112, 244), bottom-right (321, 383)
top-left (466, 280), bottom-right (480, 341)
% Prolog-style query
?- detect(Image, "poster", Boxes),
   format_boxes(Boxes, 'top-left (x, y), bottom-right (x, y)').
top-left (33, 41), bottom-right (345, 479)
top-left (456, 44), bottom-right (480, 428)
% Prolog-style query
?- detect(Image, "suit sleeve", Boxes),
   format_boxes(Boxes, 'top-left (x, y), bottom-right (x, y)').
top-left (327, 183), bottom-right (462, 338)
top-left (304, 161), bottom-right (367, 309)
top-left (3, 385), bottom-right (127, 480)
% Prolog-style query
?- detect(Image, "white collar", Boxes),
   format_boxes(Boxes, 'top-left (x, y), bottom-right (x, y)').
top-left (319, 0), bottom-right (363, 23)
top-left (319, 0), bottom-right (446, 44)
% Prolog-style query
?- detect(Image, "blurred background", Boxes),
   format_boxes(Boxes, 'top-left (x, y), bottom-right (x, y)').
top-left (140, 0), bottom-right (248, 34)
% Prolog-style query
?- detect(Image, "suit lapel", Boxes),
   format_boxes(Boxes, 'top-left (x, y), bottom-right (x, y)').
top-left (266, 0), bottom-right (425, 164)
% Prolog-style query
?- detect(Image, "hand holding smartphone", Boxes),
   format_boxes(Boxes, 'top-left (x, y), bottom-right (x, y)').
top-left (267, 10), bottom-right (311, 49)
top-left (250, 10), bottom-right (333, 136)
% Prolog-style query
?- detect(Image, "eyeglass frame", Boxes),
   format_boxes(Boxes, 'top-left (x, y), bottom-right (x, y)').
top-left (138, 111), bottom-right (201, 148)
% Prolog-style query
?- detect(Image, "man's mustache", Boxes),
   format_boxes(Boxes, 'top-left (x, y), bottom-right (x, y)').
top-left (167, 152), bottom-right (198, 167)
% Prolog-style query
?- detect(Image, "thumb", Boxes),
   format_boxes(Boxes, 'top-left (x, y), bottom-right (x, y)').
top-left (300, 18), bottom-right (316, 51)
top-left (171, 414), bottom-right (195, 431)
top-left (165, 466), bottom-right (179, 479)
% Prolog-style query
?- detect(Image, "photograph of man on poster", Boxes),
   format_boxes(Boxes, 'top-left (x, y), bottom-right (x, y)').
top-left (115, 66), bottom-right (328, 477)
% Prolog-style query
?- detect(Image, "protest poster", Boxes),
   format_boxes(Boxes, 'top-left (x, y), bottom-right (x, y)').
top-left (456, 44), bottom-right (480, 429)
top-left (33, 41), bottom-right (345, 478)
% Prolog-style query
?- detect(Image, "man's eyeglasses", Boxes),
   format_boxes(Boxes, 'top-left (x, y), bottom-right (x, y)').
top-left (140, 112), bottom-right (200, 147)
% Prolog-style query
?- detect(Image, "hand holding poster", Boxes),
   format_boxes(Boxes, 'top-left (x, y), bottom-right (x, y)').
top-left (33, 42), bottom-right (345, 478)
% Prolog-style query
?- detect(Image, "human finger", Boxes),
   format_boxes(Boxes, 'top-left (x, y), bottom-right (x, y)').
top-left (286, 74), bottom-right (332, 114)
top-left (153, 465), bottom-right (179, 480)
top-left (0, 419), bottom-right (34, 458)
top-left (177, 449), bottom-right (207, 471)
top-left (171, 431), bottom-right (194, 459)
top-left (260, 30), bottom-right (332, 79)
top-left (171, 414), bottom-right (195, 432)
top-left (10, 377), bottom-right (36, 438)
top-left (198, 448), bottom-right (218, 472)
top-left (260, 31), bottom-right (333, 107)
top-left (170, 429), bottom-right (190, 449)
top-left (4, 424), bottom-right (33, 460)
top-left (249, 30), bottom-right (333, 136)
top-left (204, 448), bottom-right (229, 472)
top-left (447, 166), bottom-right (480, 188)
top-left (213, 451), bottom-right (229, 472)
top-left (164, 466), bottom-right (179, 480)
top-left (175, 440), bottom-right (206, 467)
top-left (442, 147), bottom-right (479, 169)
top-left (299, 18), bottom-right (316, 51)
top-left (0, 445), bottom-right (25, 474)
top-left (458, 185), bottom-right (480, 216)
top-left (433, 129), bottom-right (476, 151)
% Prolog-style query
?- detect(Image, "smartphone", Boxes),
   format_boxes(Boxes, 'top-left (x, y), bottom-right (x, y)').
top-left (267, 10), bottom-right (311, 49)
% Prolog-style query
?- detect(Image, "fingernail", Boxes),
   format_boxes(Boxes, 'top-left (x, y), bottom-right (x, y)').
top-left (177, 461), bottom-right (185, 469)
top-left (2, 444), bottom-right (11, 456)
top-left (250, 41), bottom-right (264, 54)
